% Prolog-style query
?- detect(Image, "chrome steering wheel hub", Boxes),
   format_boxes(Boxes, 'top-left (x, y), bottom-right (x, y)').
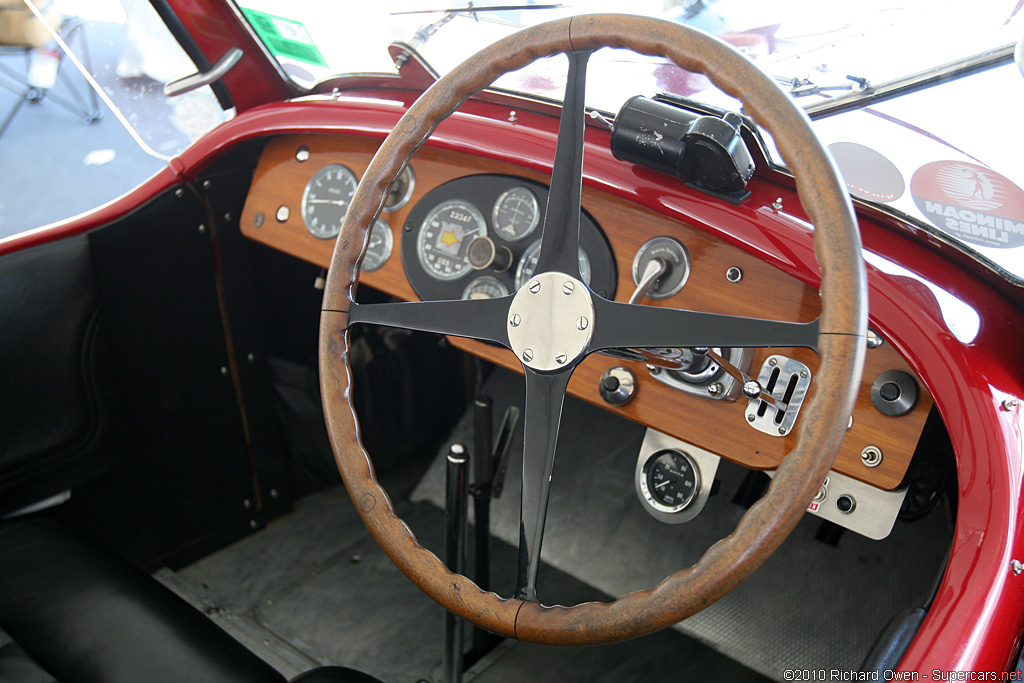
top-left (507, 272), bottom-right (594, 372)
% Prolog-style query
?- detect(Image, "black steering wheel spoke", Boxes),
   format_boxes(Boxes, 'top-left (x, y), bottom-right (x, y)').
top-left (533, 49), bottom-right (592, 279)
top-left (515, 365), bottom-right (575, 603)
top-left (589, 297), bottom-right (820, 353)
top-left (346, 296), bottom-right (513, 348)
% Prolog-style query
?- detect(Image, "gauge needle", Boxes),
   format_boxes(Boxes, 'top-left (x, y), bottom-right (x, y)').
top-left (654, 480), bottom-right (670, 489)
top-left (309, 199), bottom-right (348, 206)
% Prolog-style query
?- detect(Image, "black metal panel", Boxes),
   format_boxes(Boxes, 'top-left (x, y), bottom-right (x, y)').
top-left (49, 186), bottom-right (258, 569)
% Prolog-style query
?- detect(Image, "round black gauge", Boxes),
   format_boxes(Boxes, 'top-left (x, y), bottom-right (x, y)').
top-left (492, 186), bottom-right (540, 242)
top-left (401, 175), bottom-right (616, 303)
top-left (515, 239), bottom-right (591, 289)
top-left (641, 449), bottom-right (700, 513)
top-left (417, 199), bottom-right (488, 281)
top-left (383, 165), bottom-right (415, 212)
top-left (362, 219), bottom-right (393, 272)
top-left (302, 164), bottom-right (358, 239)
top-left (462, 275), bottom-right (509, 300)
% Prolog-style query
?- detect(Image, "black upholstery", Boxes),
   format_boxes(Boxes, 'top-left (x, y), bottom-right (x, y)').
top-left (0, 519), bottom-right (284, 683)
top-left (0, 520), bottom-right (386, 683)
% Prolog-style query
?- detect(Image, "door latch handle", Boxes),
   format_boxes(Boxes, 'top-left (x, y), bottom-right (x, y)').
top-left (164, 47), bottom-right (243, 97)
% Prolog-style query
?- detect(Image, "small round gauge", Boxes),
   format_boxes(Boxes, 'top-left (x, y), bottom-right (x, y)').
top-left (492, 186), bottom-right (540, 242)
top-left (302, 164), bottom-right (358, 239)
top-left (417, 200), bottom-right (488, 281)
top-left (383, 165), bottom-right (415, 213)
top-left (361, 219), bottom-right (393, 272)
top-left (515, 239), bottom-right (591, 289)
top-left (462, 276), bottom-right (509, 300)
top-left (640, 449), bottom-right (700, 514)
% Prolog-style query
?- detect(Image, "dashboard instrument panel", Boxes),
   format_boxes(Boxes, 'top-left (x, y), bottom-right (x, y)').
top-left (239, 133), bottom-right (933, 492)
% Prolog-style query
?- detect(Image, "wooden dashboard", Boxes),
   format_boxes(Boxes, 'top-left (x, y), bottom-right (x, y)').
top-left (240, 134), bottom-right (933, 491)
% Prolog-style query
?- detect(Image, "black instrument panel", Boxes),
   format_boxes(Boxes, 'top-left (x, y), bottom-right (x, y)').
top-left (400, 175), bottom-right (617, 302)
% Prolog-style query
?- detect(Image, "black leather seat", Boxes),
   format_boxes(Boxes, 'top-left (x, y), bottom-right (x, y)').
top-left (0, 519), bottom-right (381, 683)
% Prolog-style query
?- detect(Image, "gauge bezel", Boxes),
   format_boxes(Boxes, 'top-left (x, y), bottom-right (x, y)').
top-left (515, 239), bottom-right (591, 290)
top-left (362, 219), bottom-right (394, 272)
top-left (383, 165), bottom-right (416, 213)
top-left (416, 199), bottom-right (488, 281)
top-left (640, 449), bottom-right (701, 514)
top-left (635, 430), bottom-right (720, 525)
top-left (301, 164), bottom-right (359, 240)
top-left (491, 185), bottom-right (540, 242)
top-left (461, 275), bottom-right (510, 300)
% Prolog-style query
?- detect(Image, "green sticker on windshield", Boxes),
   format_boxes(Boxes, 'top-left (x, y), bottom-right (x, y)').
top-left (241, 9), bottom-right (327, 68)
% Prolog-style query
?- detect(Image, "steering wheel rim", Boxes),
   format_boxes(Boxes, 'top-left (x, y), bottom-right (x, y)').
top-left (319, 14), bottom-right (867, 646)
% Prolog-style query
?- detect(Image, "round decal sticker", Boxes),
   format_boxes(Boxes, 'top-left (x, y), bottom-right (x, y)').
top-left (911, 161), bottom-right (1024, 249)
top-left (828, 142), bottom-right (905, 203)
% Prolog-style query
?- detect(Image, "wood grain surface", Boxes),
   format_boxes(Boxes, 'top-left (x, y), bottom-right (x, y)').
top-left (242, 133), bottom-right (930, 490)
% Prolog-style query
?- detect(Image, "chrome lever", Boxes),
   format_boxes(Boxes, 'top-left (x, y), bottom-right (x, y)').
top-left (629, 257), bottom-right (668, 304)
top-left (164, 47), bottom-right (243, 97)
top-left (693, 347), bottom-right (787, 412)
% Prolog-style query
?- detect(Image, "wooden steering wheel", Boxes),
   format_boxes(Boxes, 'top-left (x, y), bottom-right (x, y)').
top-left (319, 14), bottom-right (866, 646)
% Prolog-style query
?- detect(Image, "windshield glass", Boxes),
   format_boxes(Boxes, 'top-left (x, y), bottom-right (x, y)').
top-left (234, 1), bottom-right (1024, 281)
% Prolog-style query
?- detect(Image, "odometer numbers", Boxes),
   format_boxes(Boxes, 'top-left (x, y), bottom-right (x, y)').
top-left (417, 200), bottom-right (487, 281)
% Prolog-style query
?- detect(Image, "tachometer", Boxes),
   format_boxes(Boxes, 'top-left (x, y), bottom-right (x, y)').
top-left (491, 186), bottom-right (539, 242)
top-left (417, 200), bottom-right (487, 281)
top-left (515, 239), bottom-right (591, 289)
top-left (302, 164), bottom-right (358, 240)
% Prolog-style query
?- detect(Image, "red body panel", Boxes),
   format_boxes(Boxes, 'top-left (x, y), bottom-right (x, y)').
top-left (5, 85), bottom-right (1023, 674)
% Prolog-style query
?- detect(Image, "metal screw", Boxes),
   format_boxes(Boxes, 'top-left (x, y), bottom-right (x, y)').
top-left (562, 281), bottom-right (574, 295)
top-left (508, 110), bottom-right (518, 123)
top-left (254, 212), bottom-right (265, 229)
top-left (509, 314), bottom-right (521, 327)
top-left (726, 267), bottom-right (743, 283)
top-left (747, 414), bottom-right (756, 423)
top-left (707, 382), bottom-right (723, 396)
top-left (174, 188), bottom-right (184, 199)
top-left (769, 358), bottom-right (778, 367)
top-left (243, 499), bottom-right (252, 509)
top-left (1012, 560), bottom-right (1024, 576)
top-left (224, 213), bottom-right (232, 222)
top-left (249, 519), bottom-right (258, 529)
top-left (270, 489), bottom-right (278, 499)
top-left (247, 353), bottom-right (255, 363)
top-left (198, 224), bottom-right (206, 234)
top-left (772, 197), bottom-right (783, 211)
top-left (576, 316), bottom-right (589, 331)
top-left (522, 349), bottom-right (534, 362)
top-left (1001, 398), bottom-right (1019, 412)
top-left (202, 180), bottom-right (212, 190)
top-left (220, 366), bottom-right (229, 376)
top-left (800, 370), bottom-right (809, 378)
top-left (555, 352), bottom-right (567, 365)
top-left (778, 426), bottom-right (788, 435)
top-left (296, 146), bottom-right (310, 162)
top-left (529, 281), bottom-right (541, 294)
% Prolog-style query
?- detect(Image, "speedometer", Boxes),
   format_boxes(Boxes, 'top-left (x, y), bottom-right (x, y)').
top-left (301, 164), bottom-right (358, 240)
top-left (417, 200), bottom-right (487, 281)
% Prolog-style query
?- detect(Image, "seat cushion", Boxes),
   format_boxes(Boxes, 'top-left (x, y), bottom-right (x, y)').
top-left (0, 519), bottom-right (285, 683)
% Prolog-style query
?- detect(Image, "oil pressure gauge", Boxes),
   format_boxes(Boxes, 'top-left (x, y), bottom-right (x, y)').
top-left (635, 430), bottom-right (720, 524)
top-left (361, 219), bottom-right (393, 272)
